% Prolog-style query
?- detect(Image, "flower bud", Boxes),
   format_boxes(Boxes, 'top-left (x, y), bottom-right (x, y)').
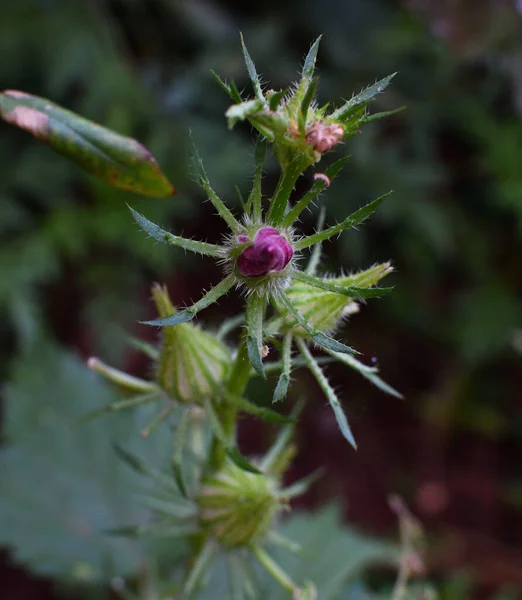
top-left (282, 263), bottom-right (393, 336)
top-left (305, 121), bottom-right (344, 154)
top-left (197, 461), bottom-right (282, 548)
top-left (152, 284), bottom-right (231, 404)
top-left (237, 226), bottom-right (293, 278)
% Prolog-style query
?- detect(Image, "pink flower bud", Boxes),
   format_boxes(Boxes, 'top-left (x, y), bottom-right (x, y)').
top-left (306, 121), bottom-right (344, 153)
top-left (237, 227), bottom-right (293, 278)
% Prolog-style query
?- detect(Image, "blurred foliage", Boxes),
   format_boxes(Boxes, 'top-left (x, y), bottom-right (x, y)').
top-left (1, 0), bottom-right (522, 597)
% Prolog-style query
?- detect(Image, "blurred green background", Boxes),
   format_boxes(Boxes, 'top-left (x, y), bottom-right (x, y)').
top-left (1, 0), bottom-right (522, 598)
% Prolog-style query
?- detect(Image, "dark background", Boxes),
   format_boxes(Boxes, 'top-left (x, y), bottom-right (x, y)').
top-left (1, 0), bottom-right (522, 598)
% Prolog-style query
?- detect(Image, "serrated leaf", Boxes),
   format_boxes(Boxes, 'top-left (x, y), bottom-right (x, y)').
top-left (0, 90), bottom-right (175, 197)
top-left (0, 340), bottom-right (176, 580)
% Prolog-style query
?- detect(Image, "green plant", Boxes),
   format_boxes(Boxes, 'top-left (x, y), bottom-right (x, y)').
top-left (0, 36), bottom-right (428, 599)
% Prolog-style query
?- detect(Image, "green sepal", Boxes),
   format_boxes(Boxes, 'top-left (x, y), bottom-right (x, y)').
top-left (210, 69), bottom-right (242, 103)
top-left (142, 274), bottom-right (236, 327)
top-left (329, 73), bottom-right (397, 122)
top-left (151, 284), bottom-right (232, 404)
top-left (280, 469), bottom-right (324, 500)
top-left (297, 339), bottom-right (357, 448)
top-left (239, 33), bottom-right (266, 104)
top-left (129, 206), bottom-right (222, 257)
top-left (245, 293), bottom-right (266, 378)
top-left (292, 270), bottom-right (393, 300)
top-left (325, 349), bottom-right (403, 399)
top-left (188, 133), bottom-right (240, 231)
top-left (282, 156), bottom-right (350, 227)
top-left (0, 90), bottom-right (175, 197)
top-left (282, 262), bottom-right (393, 335)
top-left (277, 291), bottom-right (359, 355)
top-left (301, 36), bottom-right (322, 80)
top-left (245, 138), bottom-right (266, 221)
top-left (80, 392), bottom-right (161, 422)
top-left (360, 105), bottom-right (406, 125)
top-left (267, 89), bottom-right (287, 111)
top-left (104, 523), bottom-right (197, 539)
top-left (226, 98), bottom-right (265, 129)
top-left (295, 191), bottom-right (392, 251)
top-left (184, 538), bottom-right (218, 597)
top-left (299, 77), bottom-right (319, 135)
top-left (112, 444), bottom-right (180, 491)
top-left (273, 332), bottom-right (292, 403)
top-left (226, 392), bottom-right (293, 424)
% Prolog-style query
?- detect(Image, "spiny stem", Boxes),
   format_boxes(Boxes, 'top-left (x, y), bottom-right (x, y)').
top-left (267, 160), bottom-right (305, 225)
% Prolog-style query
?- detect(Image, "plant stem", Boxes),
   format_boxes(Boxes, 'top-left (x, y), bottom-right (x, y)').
top-left (267, 160), bottom-right (304, 225)
top-left (209, 334), bottom-right (251, 469)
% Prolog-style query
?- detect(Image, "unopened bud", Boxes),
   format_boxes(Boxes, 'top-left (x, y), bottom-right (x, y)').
top-left (306, 121), bottom-right (344, 153)
top-left (237, 226), bottom-right (294, 278)
top-left (197, 461), bottom-right (281, 548)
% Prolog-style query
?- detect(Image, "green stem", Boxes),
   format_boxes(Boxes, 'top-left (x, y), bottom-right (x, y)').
top-left (267, 161), bottom-right (304, 225)
top-left (209, 334), bottom-right (251, 469)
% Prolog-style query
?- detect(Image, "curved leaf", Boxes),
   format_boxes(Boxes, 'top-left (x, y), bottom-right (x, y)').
top-left (0, 90), bottom-right (175, 197)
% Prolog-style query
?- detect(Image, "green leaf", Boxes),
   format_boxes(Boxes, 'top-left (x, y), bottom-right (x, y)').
top-left (0, 341), bottom-right (176, 580)
top-left (329, 74), bottom-right (397, 122)
top-left (129, 206), bottom-right (222, 257)
top-left (297, 339), bottom-right (357, 448)
top-left (295, 192), bottom-right (392, 251)
top-left (0, 90), bottom-right (175, 197)
top-left (302, 36), bottom-right (322, 80)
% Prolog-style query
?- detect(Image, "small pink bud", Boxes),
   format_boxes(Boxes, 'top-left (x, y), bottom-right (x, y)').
top-left (237, 227), bottom-right (293, 278)
top-left (306, 121), bottom-right (344, 153)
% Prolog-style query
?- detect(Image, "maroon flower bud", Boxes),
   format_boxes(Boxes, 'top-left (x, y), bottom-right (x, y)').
top-left (237, 227), bottom-right (293, 278)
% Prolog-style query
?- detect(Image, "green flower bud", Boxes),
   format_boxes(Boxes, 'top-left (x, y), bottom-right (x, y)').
top-left (197, 461), bottom-right (283, 548)
top-left (152, 284), bottom-right (231, 404)
top-left (281, 263), bottom-right (393, 336)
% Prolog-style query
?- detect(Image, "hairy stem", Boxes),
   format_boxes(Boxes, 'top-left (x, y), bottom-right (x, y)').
top-left (209, 334), bottom-right (251, 469)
